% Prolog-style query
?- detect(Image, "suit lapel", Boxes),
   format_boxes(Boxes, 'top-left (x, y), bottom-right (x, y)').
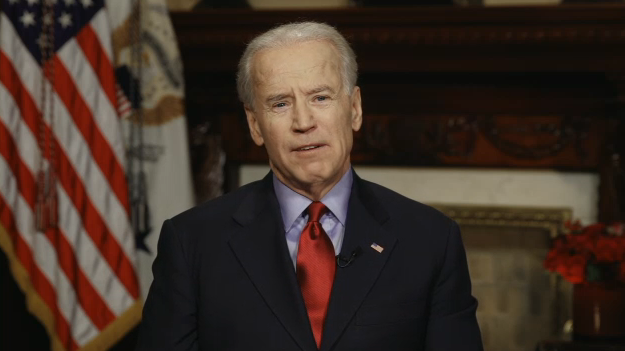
top-left (320, 173), bottom-right (397, 351)
top-left (228, 174), bottom-right (317, 351)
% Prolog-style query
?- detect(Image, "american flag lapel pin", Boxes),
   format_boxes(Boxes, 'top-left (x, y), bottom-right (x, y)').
top-left (370, 242), bottom-right (384, 253)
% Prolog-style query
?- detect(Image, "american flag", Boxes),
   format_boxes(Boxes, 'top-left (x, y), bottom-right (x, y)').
top-left (0, 0), bottom-right (141, 350)
top-left (370, 242), bottom-right (384, 253)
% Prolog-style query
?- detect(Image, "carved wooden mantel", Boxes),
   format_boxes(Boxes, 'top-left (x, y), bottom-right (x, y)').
top-left (171, 5), bottom-right (625, 220)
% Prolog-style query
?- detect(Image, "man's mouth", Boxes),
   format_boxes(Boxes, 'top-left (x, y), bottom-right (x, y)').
top-left (295, 144), bottom-right (324, 152)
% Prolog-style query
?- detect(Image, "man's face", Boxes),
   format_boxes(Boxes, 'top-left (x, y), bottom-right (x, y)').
top-left (245, 40), bottom-right (362, 199)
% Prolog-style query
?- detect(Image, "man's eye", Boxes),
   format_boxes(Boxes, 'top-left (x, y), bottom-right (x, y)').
top-left (315, 96), bottom-right (328, 102)
top-left (274, 102), bottom-right (287, 108)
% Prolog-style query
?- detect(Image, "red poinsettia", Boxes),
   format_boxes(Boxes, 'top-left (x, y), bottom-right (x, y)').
top-left (544, 220), bottom-right (625, 284)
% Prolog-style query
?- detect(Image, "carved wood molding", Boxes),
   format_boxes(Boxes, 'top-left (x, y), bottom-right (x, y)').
top-left (358, 115), bottom-right (603, 168)
top-left (173, 6), bottom-right (625, 43)
top-left (221, 114), bottom-right (605, 169)
top-left (346, 27), bottom-right (625, 45)
top-left (172, 5), bottom-right (625, 73)
top-left (480, 116), bottom-right (590, 160)
top-left (175, 25), bottom-right (625, 46)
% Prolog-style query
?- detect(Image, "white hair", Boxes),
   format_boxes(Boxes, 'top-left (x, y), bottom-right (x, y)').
top-left (236, 21), bottom-right (358, 109)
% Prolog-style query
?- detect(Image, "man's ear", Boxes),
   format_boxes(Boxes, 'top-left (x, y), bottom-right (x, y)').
top-left (245, 106), bottom-right (265, 146)
top-left (350, 86), bottom-right (363, 132)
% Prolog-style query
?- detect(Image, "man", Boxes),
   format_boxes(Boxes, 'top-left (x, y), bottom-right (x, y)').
top-left (136, 22), bottom-right (483, 351)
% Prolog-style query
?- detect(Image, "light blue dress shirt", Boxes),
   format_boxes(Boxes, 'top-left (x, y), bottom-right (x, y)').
top-left (273, 169), bottom-right (353, 269)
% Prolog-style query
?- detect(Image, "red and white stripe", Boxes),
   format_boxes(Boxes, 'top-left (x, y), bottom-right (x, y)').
top-left (0, 5), bottom-right (140, 351)
top-left (117, 84), bottom-right (133, 119)
top-left (0, 82), bottom-right (135, 315)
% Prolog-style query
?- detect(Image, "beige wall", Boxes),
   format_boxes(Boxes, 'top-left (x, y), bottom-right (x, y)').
top-left (240, 165), bottom-right (599, 224)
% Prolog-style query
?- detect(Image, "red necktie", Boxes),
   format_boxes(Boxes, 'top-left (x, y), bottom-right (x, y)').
top-left (296, 201), bottom-right (336, 349)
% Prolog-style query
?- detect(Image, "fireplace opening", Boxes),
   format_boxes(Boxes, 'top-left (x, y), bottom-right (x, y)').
top-left (434, 204), bottom-right (573, 351)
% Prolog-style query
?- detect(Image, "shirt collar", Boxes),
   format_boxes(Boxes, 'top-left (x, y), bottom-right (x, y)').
top-left (273, 168), bottom-right (353, 232)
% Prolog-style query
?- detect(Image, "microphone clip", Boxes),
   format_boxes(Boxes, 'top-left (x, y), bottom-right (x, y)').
top-left (336, 246), bottom-right (362, 268)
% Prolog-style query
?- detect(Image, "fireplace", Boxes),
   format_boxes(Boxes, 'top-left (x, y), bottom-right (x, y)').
top-left (437, 204), bottom-right (571, 351)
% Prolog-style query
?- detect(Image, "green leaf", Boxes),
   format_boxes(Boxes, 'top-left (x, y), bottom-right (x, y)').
top-left (586, 263), bottom-right (603, 282)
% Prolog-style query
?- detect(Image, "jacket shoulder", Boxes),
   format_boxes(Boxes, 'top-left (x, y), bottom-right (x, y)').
top-left (168, 179), bottom-right (264, 231)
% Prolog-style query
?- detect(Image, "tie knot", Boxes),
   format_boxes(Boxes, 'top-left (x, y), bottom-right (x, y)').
top-left (307, 201), bottom-right (328, 223)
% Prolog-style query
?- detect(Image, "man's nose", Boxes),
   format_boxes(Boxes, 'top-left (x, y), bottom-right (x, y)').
top-left (292, 100), bottom-right (315, 133)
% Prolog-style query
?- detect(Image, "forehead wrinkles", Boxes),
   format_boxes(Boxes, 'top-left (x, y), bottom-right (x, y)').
top-left (252, 42), bottom-right (343, 97)
top-left (266, 66), bottom-right (337, 96)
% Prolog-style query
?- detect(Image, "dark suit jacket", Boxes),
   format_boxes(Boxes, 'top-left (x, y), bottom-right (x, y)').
top-left (136, 171), bottom-right (483, 351)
